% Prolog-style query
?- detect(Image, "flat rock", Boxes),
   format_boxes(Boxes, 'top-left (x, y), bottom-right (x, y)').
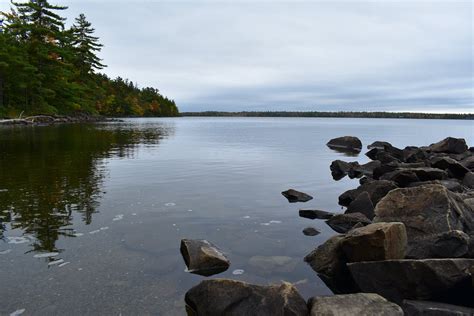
top-left (327, 136), bottom-right (362, 153)
top-left (180, 239), bottom-right (230, 276)
top-left (299, 209), bottom-right (334, 220)
top-left (429, 137), bottom-right (468, 154)
top-left (402, 300), bottom-right (474, 316)
top-left (309, 293), bottom-right (403, 316)
top-left (302, 227), bottom-right (320, 236)
top-left (374, 184), bottom-right (474, 258)
top-left (326, 212), bottom-right (371, 233)
top-left (348, 259), bottom-right (474, 305)
top-left (282, 189), bottom-right (313, 203)
top-left (345, 191), bottom-right (375, 220)
top-left (338, 180), bottom-right (398, 207)
top-left (304, 235), bottom-right (359, 294)
top-left (341, 222), bottom-right (407, 262)
top-left (184, 279), bottom-right (308, 316)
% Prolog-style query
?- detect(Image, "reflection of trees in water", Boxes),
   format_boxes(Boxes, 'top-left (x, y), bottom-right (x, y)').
top-left (0, 122), bottom-right (173, 253)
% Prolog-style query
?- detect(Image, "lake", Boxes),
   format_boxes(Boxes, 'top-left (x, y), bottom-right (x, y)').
top-left (1, 117), bottom-right (473, 315)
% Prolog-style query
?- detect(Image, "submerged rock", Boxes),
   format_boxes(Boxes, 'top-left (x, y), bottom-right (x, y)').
top-left (302, 227), bottom-right (320, 236)
top-left (341, 222), bottom-right (407, 262)
top-left (184, 279), bottom-right (308, 316)
top-left (309, 293), bottom-right (403, 316)
top-left (248, 255), bottom-right (298, 274)
top-left (374, 184), bottom-right (474, 258)
top-left (180, 239), bottom-right (230, 276)
top-left (429, 137), bottom-right (468, 154)
top-left (299, 209), bottom-right (334, 220)
top-left (402, 300), bottom-right (474, 316)
top-left (348, 259), bottom-right (474, 305)
top-left (327, 136), bottom-right (362, 153)
top-left (326, 212), bottom-right (371, 234)
top-left (281, 189), bottom-right (313, 203)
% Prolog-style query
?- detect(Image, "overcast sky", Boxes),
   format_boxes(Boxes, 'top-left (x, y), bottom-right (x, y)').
top-left (2, 0), bottom-right (472, 112)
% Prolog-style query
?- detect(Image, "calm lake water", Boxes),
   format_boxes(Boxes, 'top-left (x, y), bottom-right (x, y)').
top-left (0, 117), bottom-right (473, 315)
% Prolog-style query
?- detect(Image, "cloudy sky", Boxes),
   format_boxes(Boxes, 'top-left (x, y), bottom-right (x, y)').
top-left (2, 0), bottom-right (472, 112)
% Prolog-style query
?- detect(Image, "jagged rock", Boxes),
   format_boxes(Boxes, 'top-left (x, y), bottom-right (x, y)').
top-left (309, 293), bottom-right (403, 316)
top-left (367, 149), bottom-right (401, 164)
top-left (431, 230), bottom-right (470, 258)
top-left (403, 147), bottom-right (429, 163)
top-left (373, 162), bottom-right (426, 179)
top-left (463, 172), bottom-right (474, 189)
top-left (304, 235), bottom-right (359, 294)
top-left (345, 191), bottom-right (375, 220)
top-left (338, 180), bottom-right (398, 207)
top-left (184, 279), bottom-right (308, 316)
top-left (402, 300), bottom-right (474, 316)
top-left (429, 137), bottom-right (468, 154)
top-left (407, 179), bottom-right (464, 193)
top-left (281, 189), bottom-right (313, 203)
top-left (348, 161), bottom-right (382, 179)
top-left (299, 209), bottom-right (334, 220)
top-left (367, 141), bottom-right (394, 150)
top-left (431, 156), bottom-right (470, 179)
top-left (327, 136), bottom-right (362, 153)
top-left (380, 169), bottom-right (420, 187)
top-left (330, 160), bottom-right (359, 180)
top-left (374, 184), bottom-right (474, 258)
top-left (348, 259), bottom-right (474, 305)
top-left (341, 222), bottom-right (407, 262)
top-left (326, 212), bottom-right (371, 233)
top-left (180, 239), bottom-right (230, 276)
top-left (302, 227), bottom-right (320, 236)
top-left (460, 156), bottom-right (474, 171)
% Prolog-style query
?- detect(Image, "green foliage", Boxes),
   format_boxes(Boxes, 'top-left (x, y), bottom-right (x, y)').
top-left (0, 1), bottom-right (179, 117)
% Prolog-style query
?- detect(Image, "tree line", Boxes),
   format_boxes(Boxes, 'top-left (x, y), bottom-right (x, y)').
top-left (0, 0), bottom-right (179, 118)
top-left (181, 111), bottom-right (474, 120)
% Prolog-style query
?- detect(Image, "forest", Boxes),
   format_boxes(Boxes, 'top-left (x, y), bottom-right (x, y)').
top-left (0, 0), bottom-right (179, 118)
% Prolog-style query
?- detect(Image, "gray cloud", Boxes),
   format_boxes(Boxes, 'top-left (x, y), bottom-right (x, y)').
top-left (2, 0), bottom-right (472, 112)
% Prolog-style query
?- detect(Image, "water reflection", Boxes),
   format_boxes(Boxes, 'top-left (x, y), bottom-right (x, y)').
top-left (0, 122), bottom-right (173, 255)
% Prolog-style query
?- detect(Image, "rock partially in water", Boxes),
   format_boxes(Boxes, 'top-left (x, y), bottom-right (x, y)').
top-left (345, 191), bottom-right (375, 220)
top-left (374, 184), bottom-right (474, 258)
top-left (299, 209), bottom-right (334, 220)
top-left (184, 279), bottom-right (308, 316)
top-left (304, 235), bottom-right (359, 294)
top-left (327, 136), bottom-right (362, 153)
top-left (368, 141), bottom-right (394, 150)
top-left (281, 189), bottom-right (313, 203)
top-left (330, 160), bottom-right (359, 180)
top-left (302, 227), bottom-right (320, 236)
top-left (248, 255), bottom-right (298, 274)
top-left (348, 259), bottom-right (474, 305)
top-left (402, 300), bottom-right (474, 316)
top-left (429, 137), bottom-right (468, 154)
top-left (326, 212), bottom-right (371, 234)
top-left (180, 239), bottom-right (230, 276)
top-left (308, 293), bottom-right (403, 316)
top-left (341, 222), bottom-right (407, 262)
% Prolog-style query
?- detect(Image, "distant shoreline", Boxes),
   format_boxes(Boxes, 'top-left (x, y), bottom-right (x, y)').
top-left (181, 111), bottom-right (474, 120)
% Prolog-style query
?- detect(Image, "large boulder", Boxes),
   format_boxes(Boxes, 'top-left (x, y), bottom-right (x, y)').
top-left (299, 209), bottom-right (334, 220)
top-left (374, 184), bottom-right (474, 258)
top-left (338, 180), bottom-right (398, 207)
top-left (348, 259), bottom-right (474, 305)
top-left (327, 136), bottom-right (362, 153)
top-left (402, 300), bottom-right (474, 316)
top-left (180, 239), bottom-right (230, 276)
top-left (431, 156), bottom-right (470, 179)
top-left (184, 279), bottom-right (308, 316)
top-left (330, 160), bottom-right (359, 180)
top-left (326, 212), bottom-right (371, 234)
top-left (345, 191), bottom-right (375, 220)
top-left (341, 222), bottom-right (407, 262)
top-left (282, 189), bottom-right (313, 203)
top-left (309, 293), bottom-right (403, 316)
top-left (304, 235), bottom-right (359, 294)
top-left (429, 137), bottom-right (468, 154)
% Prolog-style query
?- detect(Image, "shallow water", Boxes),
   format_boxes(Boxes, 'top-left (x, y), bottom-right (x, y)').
top-left (0, 117), bottom-right (473, 315)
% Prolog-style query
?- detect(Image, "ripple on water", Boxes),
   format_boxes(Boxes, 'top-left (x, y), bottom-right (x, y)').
top-left (113, 214), bottom-right (124, 221)
top-left (48, 259), bottom-right (64, 266)
top-left (232, 269), bottom-right (245, 275)
top-left (7, 237), bottom-right (29, 244)
top-left (10, 309), bottom-right (25, 316)
top-left (33, 252), bottom-right (59, 258)
top-left (164, 202), bottom-right (176, 207)
top-left (0, 249), bottom-right (12, 255)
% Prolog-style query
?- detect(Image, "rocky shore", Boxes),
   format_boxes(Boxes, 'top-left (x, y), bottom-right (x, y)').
top-left (180, 136), bottom-right (474, 315)
top-left (0, 114), bottom-right (119, 126)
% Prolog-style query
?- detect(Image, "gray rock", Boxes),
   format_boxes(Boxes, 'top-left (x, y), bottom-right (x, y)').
top-left (402, 300), bottom-right (474, 316)
top-left (368, 141), bottom-right (394, 150)
top-left (460, 156), bottom-right (474, 171)
top-left (345, 191), bottom-right (375, 220)
top-left (309, 293), bottom-right (403, 316)
top-left (341, 222), bottom-right (407, 262)
top-left (429, 137), bottom-right (468, 154)
top-left (330, 160), bottom-right (359, 180)
top-left (184, 279), bottom-right (308, 316)
top-left (348, 160), bottom-right (382, 179)
top-left (304, 235), bottom-right (359, 294)
top-left (302, 227), bottom-right (320, 236)
top-left (180, 239), bottom-right (230, 276)
top-left (326, 212), bottom-right (371, 234)
top-left (463, 172), bottom-right (474, 189)
top-left (348, 259), bottom-right (474, 304)
top-left (299, 209), bottom-right (334, 220)
top-left (282, 189), bottom-right (313, 203)
top-left (327, 136), bottom-right (362, 152)
top-left (431, 156), bottom-right (470, 179)
top-left (338, 180), bottom-right (398, 207)
top-left (374, 184), bottom-right (474, 258)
